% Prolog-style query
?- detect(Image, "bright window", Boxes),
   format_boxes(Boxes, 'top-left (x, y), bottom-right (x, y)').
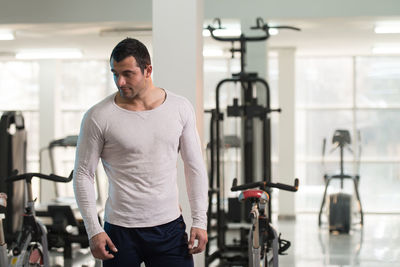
top-left (0, 61), bottom-right (40, 171)
top-left (296, 56), bottom-right (400, 213)
top-left (54, 60), bottom-right (114, 198)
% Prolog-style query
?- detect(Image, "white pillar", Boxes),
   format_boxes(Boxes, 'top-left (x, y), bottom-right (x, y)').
top-left (38, 60), bottom-right (60, 202)
top-left (152, 0), bottom-right (204, 139)
top-left (277, 48), bottom-right (296, 220)
top-left (152, 1), bottom-right (205, 266)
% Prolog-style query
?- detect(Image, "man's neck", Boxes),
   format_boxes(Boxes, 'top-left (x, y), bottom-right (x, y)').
top-left (115, 86), bottom-right (166, 111)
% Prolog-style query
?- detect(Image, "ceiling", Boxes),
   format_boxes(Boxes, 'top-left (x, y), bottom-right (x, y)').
top-left (1, 16), bottom-right (400, 60)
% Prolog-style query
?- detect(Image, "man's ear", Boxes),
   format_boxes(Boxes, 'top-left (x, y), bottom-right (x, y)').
top-left (145, 65), bottom-right (152, 78)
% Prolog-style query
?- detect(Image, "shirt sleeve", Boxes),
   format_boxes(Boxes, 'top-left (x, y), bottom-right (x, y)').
top-left (73, 111), bottom-right (104, 239)
top-left (179, 99), bottom-right (208, 230)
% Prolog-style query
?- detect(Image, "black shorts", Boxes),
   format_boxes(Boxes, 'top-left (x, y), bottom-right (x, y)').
top-left (103, 215), bottom-right (194, 267)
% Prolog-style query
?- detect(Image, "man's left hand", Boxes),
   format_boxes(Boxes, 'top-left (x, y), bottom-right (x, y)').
top-left (188, 227), bottom-right (208, 254)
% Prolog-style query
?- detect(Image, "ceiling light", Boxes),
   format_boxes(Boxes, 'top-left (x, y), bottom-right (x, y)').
top-left (202, 29), bottom-right (211, 37)
top-left (203, 28), bottom-right (242, 37)
top-left (16, 49), bottom-right (83, 59)
top-left (214, 29), bottom-right (241, 37)
top-left (0, 30), bottom-right (15, 40)
top-left (203, 48), bottom-right (224, 57)
top-left (372, 45), bottom-right (400, 54)
top-left (374, 23), bottom-right (400, 34)
top-left (268, 28), bottom-right (279, 35)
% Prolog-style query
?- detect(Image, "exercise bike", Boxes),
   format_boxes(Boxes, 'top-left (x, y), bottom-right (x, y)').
top-left (1, 192), bottom-right (8, 267)
top-left (231, 178), bottom-right (299, 267)
top-left (0, 171), bottom-right (72, 267)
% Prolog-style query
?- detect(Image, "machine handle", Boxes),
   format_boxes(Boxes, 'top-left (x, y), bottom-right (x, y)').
top-left (206, 17), bottom-right (301, 43)
top-left (231, 178), bottom-right (299, 192)
top-left (49, 135), bottom-right (78, 147)
top-left (6, 171), bottom-right (73, 184)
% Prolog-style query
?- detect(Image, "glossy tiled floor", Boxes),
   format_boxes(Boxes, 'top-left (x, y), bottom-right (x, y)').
top-left (276, 214), bottom-right (400, 267)
top-left (54, 214), bottom-right (400, 267)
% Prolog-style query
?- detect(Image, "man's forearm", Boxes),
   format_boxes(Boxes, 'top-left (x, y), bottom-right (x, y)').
top-left (73, 171), bottom-right (104, 239)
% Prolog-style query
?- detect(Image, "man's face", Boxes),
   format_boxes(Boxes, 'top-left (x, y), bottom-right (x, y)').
top-left (110, 56), bottom-right (149, 99)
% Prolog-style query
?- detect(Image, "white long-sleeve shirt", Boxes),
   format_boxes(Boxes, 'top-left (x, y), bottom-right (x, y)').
top-left (73, 90), bottom-right (208, 239)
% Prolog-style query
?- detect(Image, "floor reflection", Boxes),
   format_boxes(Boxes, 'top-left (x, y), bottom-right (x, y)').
top-left (318, 229), bottom-right (363, 266)
top-left (276, 214), bottom-right (400, 267)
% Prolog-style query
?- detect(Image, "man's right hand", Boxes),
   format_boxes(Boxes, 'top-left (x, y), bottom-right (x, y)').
top-left (89, 232), bottom-right (118, 260)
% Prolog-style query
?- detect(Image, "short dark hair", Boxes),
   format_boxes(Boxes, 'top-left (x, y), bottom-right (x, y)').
top-left (110, 38), bottom-right (151, 73)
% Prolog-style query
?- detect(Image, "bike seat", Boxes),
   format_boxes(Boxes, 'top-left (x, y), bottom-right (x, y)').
top-left (238, 189), bottom-right (269, 203)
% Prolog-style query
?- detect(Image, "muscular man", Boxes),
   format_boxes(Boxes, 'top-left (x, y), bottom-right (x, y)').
top-left (73, 38), bottom-right (208, 267)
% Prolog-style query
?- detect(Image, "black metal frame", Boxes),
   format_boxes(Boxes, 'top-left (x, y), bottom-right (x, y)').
top-left (0, 111), bottom-right (26, 244)
top-left (205, 18), bottom-right (300, 266)
top-left (37, 136), bottom-right (99, 265)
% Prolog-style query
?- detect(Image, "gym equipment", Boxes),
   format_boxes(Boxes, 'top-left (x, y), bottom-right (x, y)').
top-left (39, 135), bottom-right (78, 199)
top-left (329, 193), bottom-right (351, 233)
top-left (37, 135), bottom-right (101, 267)
top-left (0, 111), bottom-right (27, 244)
top-left (1, 193), bottom-right (8, 267)
top-left (0, 171), bottom-right (72, 267)
top-left (39, 135), bottom-right (103, 204)
top-left (318, 129), bottom-right (364, 233)
top-left (231, 178), bottom-right (298, 267)
top-left (205, 18), bottom-right (300, 266)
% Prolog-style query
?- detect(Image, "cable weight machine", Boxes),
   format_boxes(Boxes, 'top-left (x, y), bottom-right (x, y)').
top-left (205, 18), bottom-right (300, 266)
top-left (0, 111), bottom-right (27, 245)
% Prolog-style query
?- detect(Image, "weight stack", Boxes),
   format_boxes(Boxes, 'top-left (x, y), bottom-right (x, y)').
top-left (329, 193), bottom-right (352, 233)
